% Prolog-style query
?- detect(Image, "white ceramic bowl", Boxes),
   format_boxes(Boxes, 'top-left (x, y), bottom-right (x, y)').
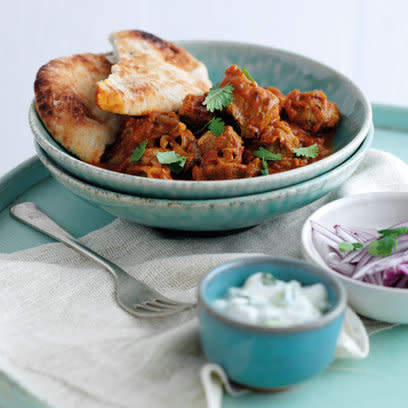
top-left (301, 192), bottom-right (408, 323)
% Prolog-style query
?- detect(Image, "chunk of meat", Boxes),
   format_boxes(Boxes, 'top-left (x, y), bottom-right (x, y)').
top-left (284, 89), bottom-right (340, 133)
top-left (245, 157), bottom-right (263, 178)
top-left (243, 121), bottom-right (305, 175)
top-left (288, 123), bottom-right (332, 159)
top-left (197, 126), bottom-right (244, 161)
top-left (102, 112), bottom-right (200, 178)
top-left (266, 86), bottom-right (286, 114)
top-left (192, 126), bottom-right (247, 180)
top-left (220, 65), bottom-right (280, 138)
top-left (258, 120), bottom-right (300, 158)
top-left (118, 147), bottom-right (173, 179)
top-left (179, 93), bottom-right (212, 129)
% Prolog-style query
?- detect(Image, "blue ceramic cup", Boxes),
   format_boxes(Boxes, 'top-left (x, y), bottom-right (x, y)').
top-left (197, 256), bottom-right (346, 391)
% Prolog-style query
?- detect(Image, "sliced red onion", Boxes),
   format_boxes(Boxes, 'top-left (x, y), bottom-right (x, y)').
top-left (353, 252), bottom-right (374, 275)
top-left (334, 225), bottom-right (361, 242)
top-left (311, 221), bottom-right (343, 246)
top-left (341, 226), bottom-right (380, 242)
top-left (383, 268), bottom-right (401, 287)
top-left (311, 220), bottom-right (408, 289)
top-left (395, 275), bottom-right (408, 288)
top-left (396, 263), bottom-right (408, 277)
top-left (353, 251), bottom-right (408, 279)
top-left (373, 271), bottom-right (384, 285)
top-left (353, 238), bottom-right (408, 277)
top-left (341, 245), bottom-right (372, 264)
top-left (325, 252), bottom-right (355, 276)
top-left (363, 274), bottom-right (378, 285)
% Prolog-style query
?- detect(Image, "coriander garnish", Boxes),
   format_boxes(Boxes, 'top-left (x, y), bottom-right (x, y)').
top-left (338, 242), bottom-right (364, 253)
top-left (261, 272), bottom-right (277, 285)
top-left (130, 140), bottom-right (148, 163)
top-left (242, 68), bottom-right (255, 82)
top-left (253, 147), bottom-right (281, 176)
top-left (260, 159), bottom-right (269, 176)
top-left (202, 83), bottom-right (234, 112)
top-left (208, 117), bottom-right (225, 136)
top-left (293, 144), bottom-right (319, 159)
top-left (253, 147), bottom-right (282, 162)
top-left (195, 117), bottom-right (226, 136)
top-left (156, 151), bottom-right (187, 174)
top-left (368, 227), bottom-right (408, 257)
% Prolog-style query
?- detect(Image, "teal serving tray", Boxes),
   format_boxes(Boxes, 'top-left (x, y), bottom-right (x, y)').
top-left (1, 104), bottom-right (408, 408)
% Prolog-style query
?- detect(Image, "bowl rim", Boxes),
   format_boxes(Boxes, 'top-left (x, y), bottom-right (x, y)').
top-left (197, 255), bottom-right (347, 334)
top-left (30, 39), bottom-right (372, 190)
top-left (301, 191), bottom-right (408, 294)
top-left (33, 125), bottom-right (373, 208)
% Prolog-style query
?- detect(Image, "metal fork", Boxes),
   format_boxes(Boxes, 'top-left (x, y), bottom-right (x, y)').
top-left (10, 202), bottom-right (194, 317)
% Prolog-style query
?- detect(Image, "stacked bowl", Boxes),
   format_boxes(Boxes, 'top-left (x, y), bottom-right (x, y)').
top-left (30, 42), bottom-right (372, 232)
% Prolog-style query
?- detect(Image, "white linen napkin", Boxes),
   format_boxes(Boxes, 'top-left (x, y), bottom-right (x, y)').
top-left (0, 149), bottom-right (407, 408)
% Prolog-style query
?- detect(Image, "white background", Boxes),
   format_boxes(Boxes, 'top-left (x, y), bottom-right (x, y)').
top-left (2, 0), bottom-right (407, 175)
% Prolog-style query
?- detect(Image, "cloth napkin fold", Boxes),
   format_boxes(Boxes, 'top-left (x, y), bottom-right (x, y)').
top-left (0, 149), bottom-right (407, 408)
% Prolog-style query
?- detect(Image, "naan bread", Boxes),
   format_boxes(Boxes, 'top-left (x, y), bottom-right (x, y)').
top-left (95, 30), bottom-right (212, 115)
top-left (34, 53), bottom-right (120, 164)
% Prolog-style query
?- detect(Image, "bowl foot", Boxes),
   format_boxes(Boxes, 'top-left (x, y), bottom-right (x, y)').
top-left (231, 380), bottom-right (293, 394)
top-left (153, 225), bottom-right (257, 237)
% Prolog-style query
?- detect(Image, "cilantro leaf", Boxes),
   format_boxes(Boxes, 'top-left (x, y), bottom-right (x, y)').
top-left (156, 151), bottom-right (187, 174)
top-left (260, 159), bottom-right (269, 176)
top-left (202, 83), bottom-right (234, 112)
top-left (338, 242), bottom-right (364, 253)
top-left (253, 147), bottom-right (281, 161)
top-left (242, 68), bottom-right (255, 82)
top-left (208, 117), bottom-right (225, 136)
top-left (253, 147), bottom-right (281, 175)
top-left (261, 272), bottom-right (276, 285)
top-left (156, 151), bottom-right (186, 165)
top-left (368, 227), bottom-right (408, 257)
top-left (252, 147), bottom-right (282, 176)
top-left (130, 140), bottom-right (148, 163)
top-left (293, 144), bottom-right (319, 159)
top-left (368, 235), bottom-right (397, 257)
top-left (195, 117), bottom-right (226, 136)
top-left (378, 227), bottom-right (408, 236)
top-left (168, 163), bottom-right (186, 174)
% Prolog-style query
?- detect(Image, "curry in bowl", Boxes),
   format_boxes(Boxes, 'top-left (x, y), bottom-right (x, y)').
top-left (34, 30), bottom-right (340, 182)
top-left (101, 65), bottom-right (340, 180)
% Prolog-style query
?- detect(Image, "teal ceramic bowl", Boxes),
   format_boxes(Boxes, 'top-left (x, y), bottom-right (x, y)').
top-left (30, 41), bottom-right (372, 199)
top-left (197, 256), bottom-right (346, 390)
top-left (33, 125), bottom-right (372, 232)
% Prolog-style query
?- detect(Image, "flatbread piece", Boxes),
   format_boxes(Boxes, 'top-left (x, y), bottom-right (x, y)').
top-left (34, 53), bottom-right (120, 164)
top-left (95, 30), bottom-right (212, 115)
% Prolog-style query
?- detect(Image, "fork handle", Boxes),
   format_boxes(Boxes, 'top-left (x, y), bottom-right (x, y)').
top-left (10, 202), bottom-right (120, 278)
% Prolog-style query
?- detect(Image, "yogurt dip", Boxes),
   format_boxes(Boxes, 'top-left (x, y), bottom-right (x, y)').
top-left (212, 272), bottom-right (329, 327)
